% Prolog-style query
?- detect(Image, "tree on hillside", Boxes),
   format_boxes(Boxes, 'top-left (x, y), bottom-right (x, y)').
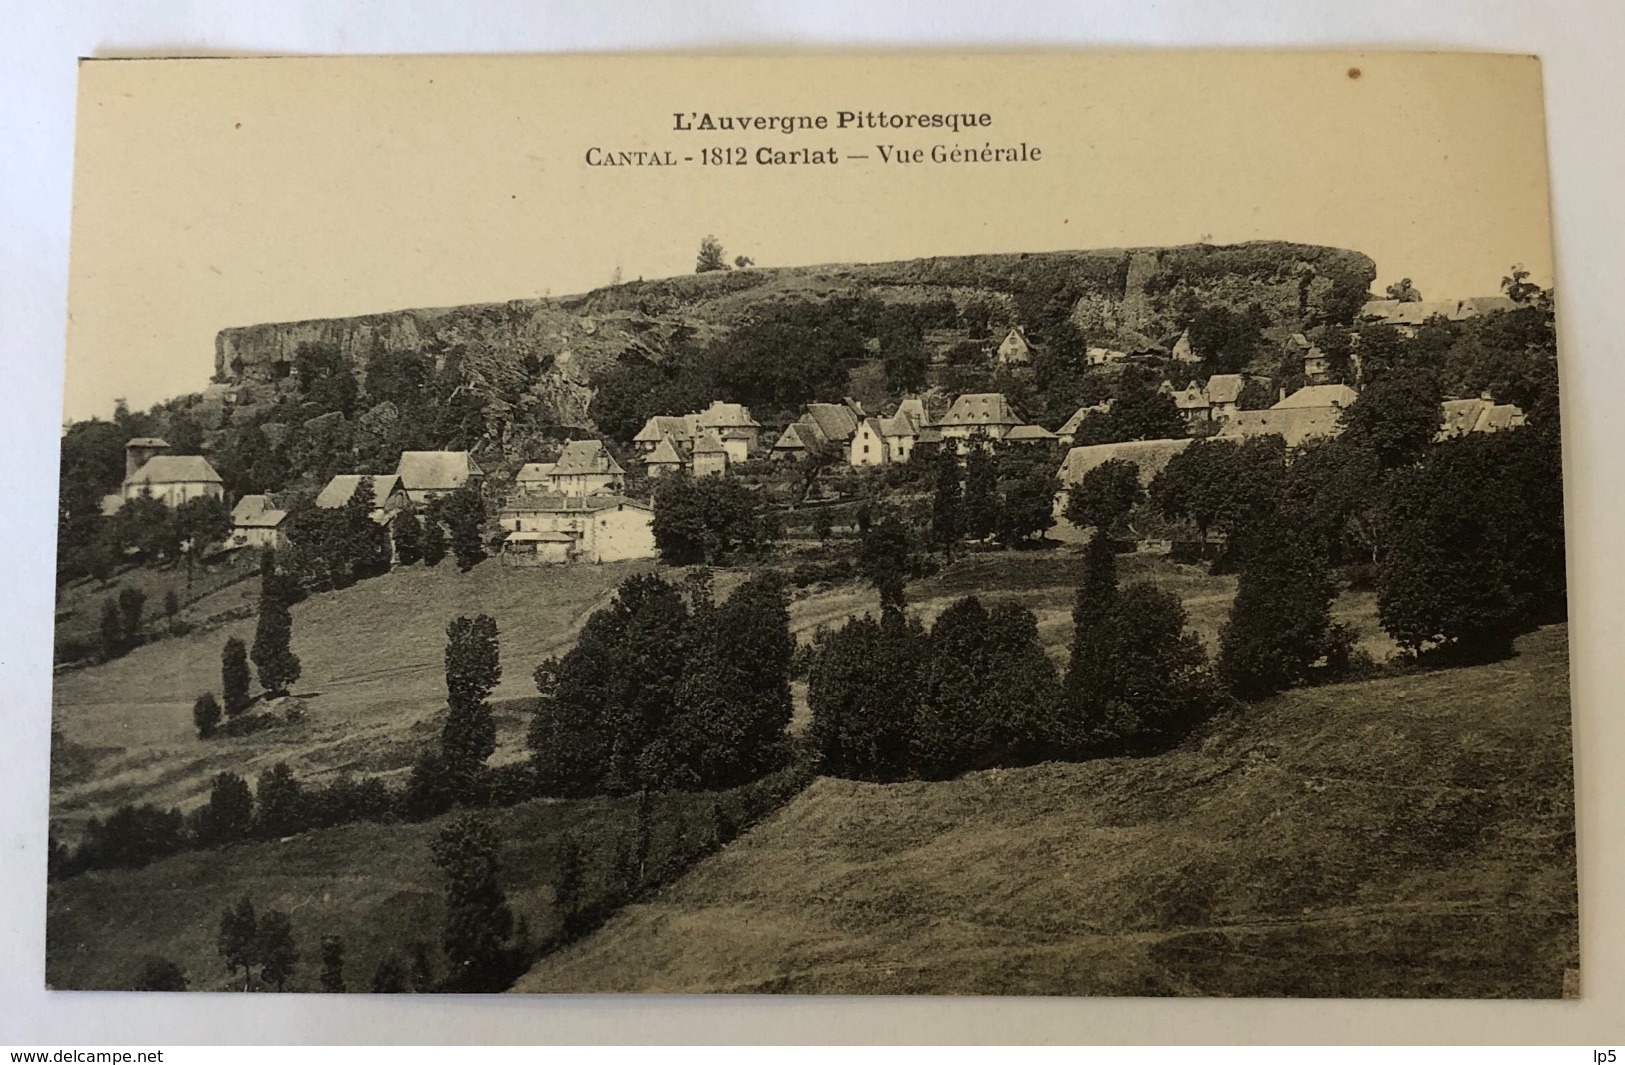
top-left (1108, 367), bottom-right (1188, 443)
top-left (995, 446), bottom-right (1060, 546)
top-left (1060, 532), bottom-right (1120, 739)
top-left (650, 472), bottom-right (763, 565)
top-left (174, 495), bottom-right (232, 576)
top-left (319, 934), bottom-right (346, 993)
top-left (442, 614), bottom-right (501, 785)
top-left (928, 445), bottom-right (963, 558)
top-left (674, 572), bottom-right (796, 789)
top-left (392, 507), bottom-right (423, 566)
top-left (433, 486), bottom-right (486, 572)
top-left (431, 815), bottom-right (515, 991)
top-left (858, 514), bottom-right (914, 614)
top-left (1237, 377), bottom-right (1276, 411)
top-left (1069, 582), bottom-right (1217, 755)
top-left (1064, 458), bottom-right (1143, 534)
top-left (253, 762), bottom-right (306, 840)
top-left (1185, 303), bottom-right (1268, 375)
top-left (1501, 264), bottom-right (1542, 306)
top-left (1339, 366), bottom-right (1443, 470)
top-left (1377, 432), bottom-right (1549, 661)
top-left (256, 909), bottom-right (298, 991)
top-left (117, 587), bottom-right (146, 645)
top-left (218, 896), bottom-right (259, 991)
top-left (193, 771), bottom-right (255, 847)
top-left (420, 514), bottom-right (448, 567)
top-left (530, 574), bottom-right (692, 796)
top-left (192, 692), bottom-right (222, 739)
top-left (1217, 528), bottom-right (1338, 699)
top-left (912, 597), bottom-right (1059, 778)
top-left (962, 439), bottom-right (998, 542)
top-left (1385, 278), bottom-right (1423, 303)
top-left (808, 610), bottom-right (925, 783)
top-left (695, 235), bottom-right (729, 274)
top-left (251, 550), bottom-right (302, 697)
top-left (221, 636), bottom-right (252, 716)
top-left (98, 598), bottom-right (123, 661)
top-left (1150, 436), bottom-right (1287, 547)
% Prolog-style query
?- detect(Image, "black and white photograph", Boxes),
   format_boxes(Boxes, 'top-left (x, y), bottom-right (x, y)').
top-left (43, 51), bottom-right (1574, 999)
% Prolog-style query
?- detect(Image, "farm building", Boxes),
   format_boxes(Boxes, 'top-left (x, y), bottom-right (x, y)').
top-left (1055, 438), bottom-right (1193, 514)
top-left (498, 492), bottom-right (656, 564)
top-left (396, 451), bottom-right (483, 504)
top-left (229, 495), bottom-right (288, 550)
top-left (316, 473), bottom-right (411, 518)
top-left (1004, 423), bottom-right (1058, 445)
top-left (1055, 401), bottom-right (1113, 447)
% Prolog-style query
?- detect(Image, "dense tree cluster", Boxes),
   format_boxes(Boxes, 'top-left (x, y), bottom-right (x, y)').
top-left (529, 571), bottom-right (794, 796)
top-left (650, 471), bottom-right (766, 565)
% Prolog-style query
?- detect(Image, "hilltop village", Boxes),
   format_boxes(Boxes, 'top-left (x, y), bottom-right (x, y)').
top-left (70, 293), bottom-right (1529, 585)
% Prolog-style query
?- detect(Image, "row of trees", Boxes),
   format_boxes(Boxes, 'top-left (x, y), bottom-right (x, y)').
top-left (811, 533), bottom-right (1222, 781)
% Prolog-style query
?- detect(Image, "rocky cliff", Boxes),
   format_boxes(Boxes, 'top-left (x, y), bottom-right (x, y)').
top-left (214, 241), bottom-right (1376, 430)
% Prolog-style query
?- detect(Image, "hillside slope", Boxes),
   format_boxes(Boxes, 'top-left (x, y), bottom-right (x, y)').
top-left (512, 626), bottom-right (1576, 997)
top-left (214, 242), bottom-right (1376, 430)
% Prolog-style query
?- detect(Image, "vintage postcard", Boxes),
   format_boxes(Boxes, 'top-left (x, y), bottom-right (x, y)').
top-left (48, 52), bottom-right (1573, 997)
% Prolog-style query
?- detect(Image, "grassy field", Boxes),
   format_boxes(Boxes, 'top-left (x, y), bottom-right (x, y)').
top-left (50, 542), bottom-right (1397, 838)
top-left (46, 770), bottom-right (802, 992)
top-left (512, 625), bottom-right (1577, 997)
top-left (50, 558), bottom-right (659, 837)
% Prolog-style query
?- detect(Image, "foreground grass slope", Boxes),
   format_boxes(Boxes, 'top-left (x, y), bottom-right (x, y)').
top-left (50, 559), bottom-right (657, 835)
top-left (513, 625), bottom-right (1576, 997)
top-left (47, 770), bottom-right (802, 991)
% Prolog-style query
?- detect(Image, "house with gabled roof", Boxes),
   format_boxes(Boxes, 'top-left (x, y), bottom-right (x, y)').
top-left (695, 401), bottom-right (762, 462)
top-left (1218, 407), bottom-right (1345, 449)
top-left (1436, 396), bottom-right (1528, 441)
top-left (772, 419), bottom-right (824, 461)
top-left (1005, 423), bottom-right (1059, 446)
top-left (229, 494), bottom-right (288, 550)
top-left (643, 436), bottom-right (686, 477)
top-left (527, 439), bottom-right (625, 497)
top-left (395, 451), bottom-right (483, 504)
top-left (937, 392), bottom-right (1022, 449)
top-left (1171, 381), bottom-right (1211, 424)
top-left (1055, 438), bottom-right (1193, 515)
top-left (633, 414), bottom-right (699, 453)
top-left (995, 326), bottom-right (1033, 365)
top-left (1275, 384), bottom-right (1359, 411)
top-left (1056, 401), bottom-right (1113, 447)
top-left (122, 453), bottom-right (224, 509)
top-left (691, 429), bottom-right (731, 476)
top-left (850, 412), bottom-right (922, 467)
top-left (1204, 374), bottom-right (1248, 421)
top-left (803, 401), bottom-right (863, 446)
top-left (498, 491), bottom-right (656, 565)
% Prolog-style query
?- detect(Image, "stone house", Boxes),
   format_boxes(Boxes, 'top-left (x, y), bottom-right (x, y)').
top-left (936, 392), bottom-right (1022, 450)
top-left (691, 430), bottom-right (731, 476)
top-left (517, 440), bottom-right (625, 497)
top-left (498, 492), bottom-right (656, 565)
top-left (229, 495), bottom-right (288, 550)
top-left (995, 326), bottom-right (1033, 366)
